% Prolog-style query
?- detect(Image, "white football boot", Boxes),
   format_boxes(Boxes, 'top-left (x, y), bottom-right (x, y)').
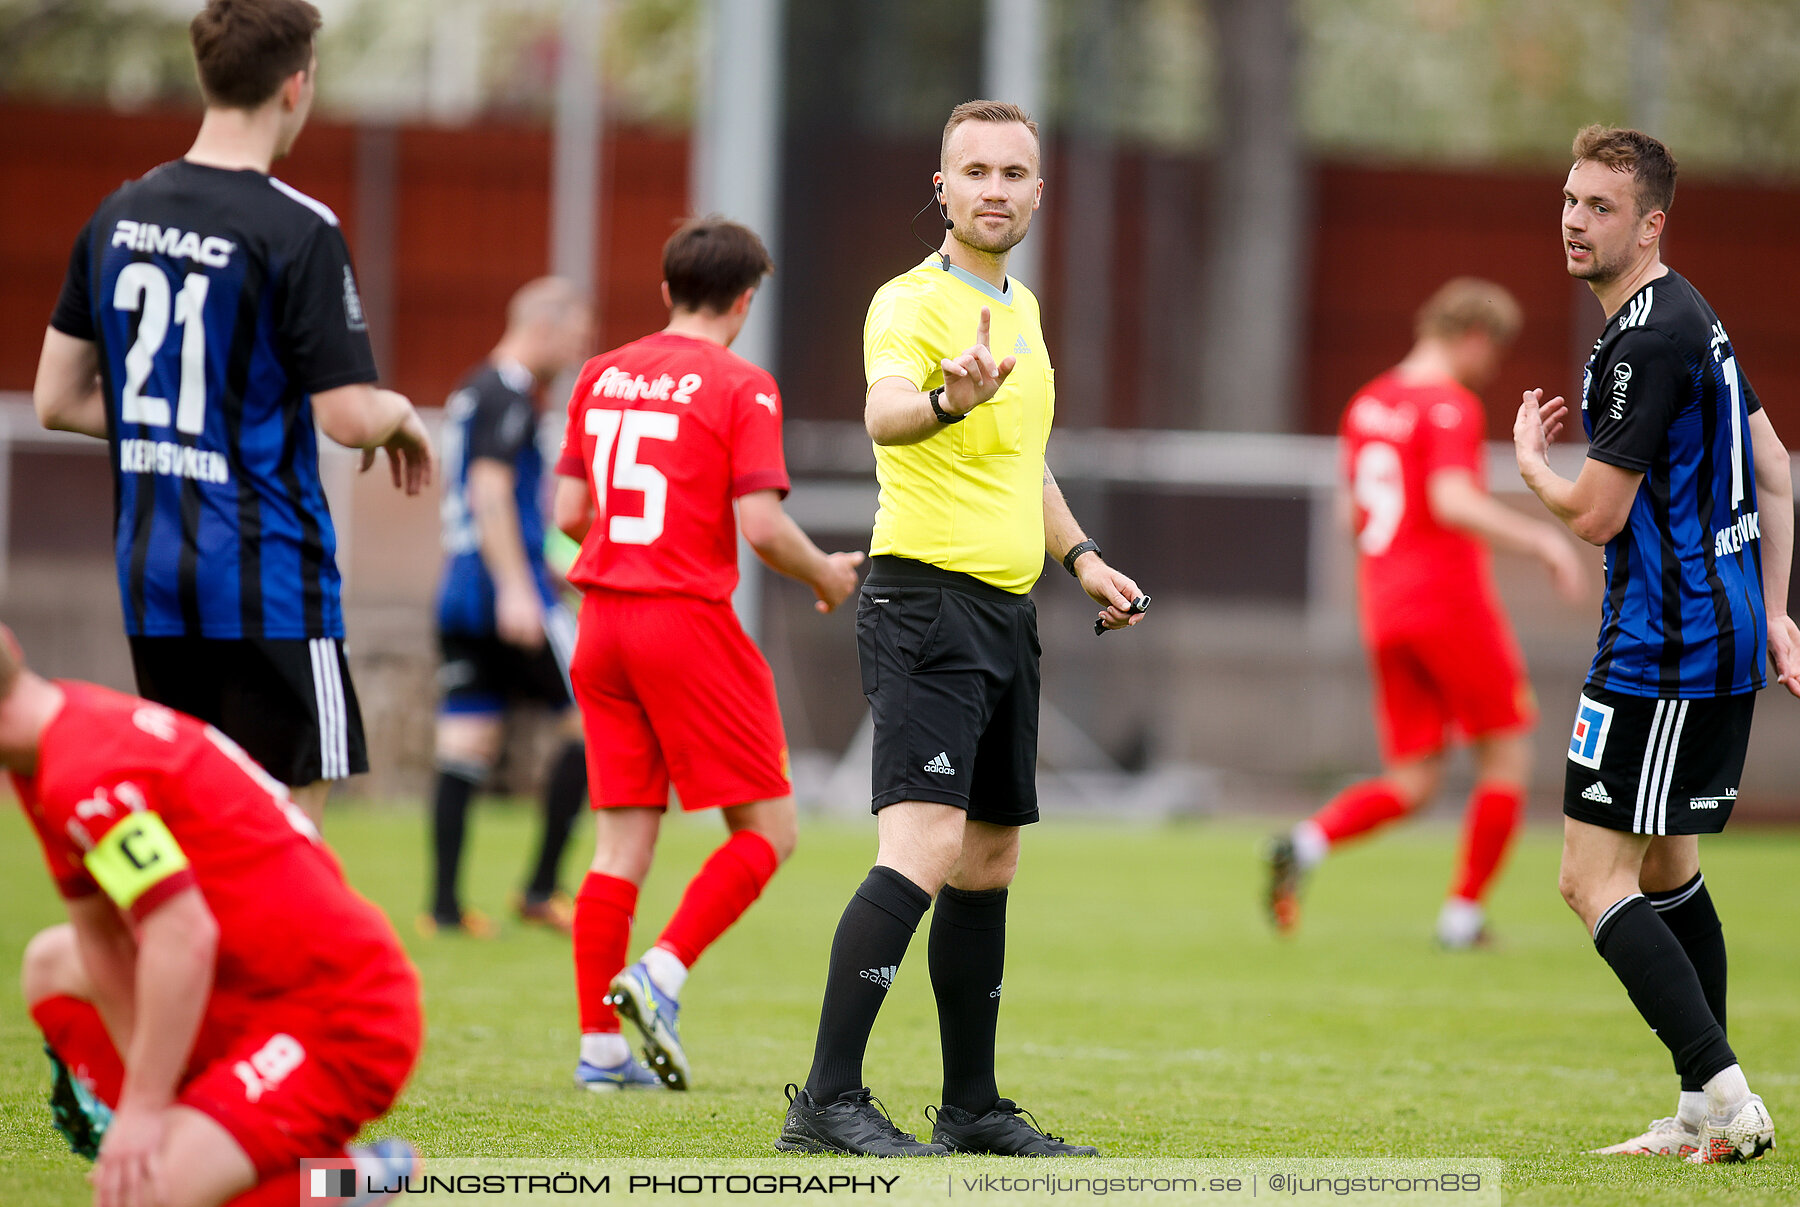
top-left (1588, 1116), bottom-right (1699, 1157)
top-left (1685, 1094), bottom-right (1775, 1164)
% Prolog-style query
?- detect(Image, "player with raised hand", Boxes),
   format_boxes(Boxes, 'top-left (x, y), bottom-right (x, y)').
top-left (778, 100), bottom-right (1143, 1160)
top-left (1266, 279), bottom-right (1584, 947)
top-left (553, 218), bottom-right (863, 1092)
top-left (30, 0), bottom-right (433, 828)
top-left (1517, 125), bottom-right (1796, 1164)
top-left (0, 628), bottom-right (421, 1207)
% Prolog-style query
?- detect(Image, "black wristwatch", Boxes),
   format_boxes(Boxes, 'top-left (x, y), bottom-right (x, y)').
top-left (1063, 539), bottom-right (1101, 577)
top-left (929, 385), bottom-right (964, 424)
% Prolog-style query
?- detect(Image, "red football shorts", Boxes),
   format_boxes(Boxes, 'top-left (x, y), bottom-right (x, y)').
top-left (572, 589), bottom-right (791, 811)
top-left (1368, 609), bottom-right (1536, 763)
top-left (84, 961), bottom-right (421, 1178)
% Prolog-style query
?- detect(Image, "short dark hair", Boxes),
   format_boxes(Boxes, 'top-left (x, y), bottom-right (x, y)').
top-left (190, 0), bottom-right (321, 110)
top-left (1572, 124), bottom-right (1678, 216)
top-left (662, 218), bottom-right (774, 315)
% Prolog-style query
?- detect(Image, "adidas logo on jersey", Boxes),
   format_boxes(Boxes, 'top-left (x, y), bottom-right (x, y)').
top-left (1013, 334), bottom-right (1031, 355)
top-left (859, 965), bottom-right (898, 989)
top-left (923, 752), bottom-right (955, 776)
top-left (1582, 782), bottom-right (1613, 805)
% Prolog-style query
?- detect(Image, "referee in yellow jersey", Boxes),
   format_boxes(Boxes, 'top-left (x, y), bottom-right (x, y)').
top-left (778, 100), bottom-right (1145, 1158)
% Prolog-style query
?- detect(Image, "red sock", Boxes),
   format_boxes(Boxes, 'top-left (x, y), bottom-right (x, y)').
top-left (574, 872), bottom-right (638, 1033)
top-left (1452, 782), bottom-right (1525, 903)
top-left (655, 831), bottom-right (780, 968)
top-left (1312, 779), bottom-right (1409, 845)
top-left (30, 994), bottom-right (123, 1106)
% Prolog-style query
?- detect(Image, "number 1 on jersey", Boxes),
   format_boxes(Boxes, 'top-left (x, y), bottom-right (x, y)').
top-left (1722, 356), bottom-right (1745, 509)
top-left (585, 408), bottom-right (679, 545)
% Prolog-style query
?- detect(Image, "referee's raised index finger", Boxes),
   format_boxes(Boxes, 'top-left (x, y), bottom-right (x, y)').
top-left (976, 306), bottom-right (991, 349)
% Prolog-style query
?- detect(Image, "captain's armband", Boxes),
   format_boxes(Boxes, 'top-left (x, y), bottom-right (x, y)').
top-left (83, 813), bottom-right (191, 912)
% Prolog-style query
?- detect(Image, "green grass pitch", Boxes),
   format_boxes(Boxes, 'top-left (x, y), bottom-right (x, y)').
top-left (2, 800), bottom-right (1797, 1205)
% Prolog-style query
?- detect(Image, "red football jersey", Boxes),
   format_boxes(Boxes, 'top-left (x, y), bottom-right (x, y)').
top-left (14, 683), bottom-right (410, 1048)
top-left (555, 332), bottom-right (790, 602)
top-left (1341, 370), bottom-right (1499, 639)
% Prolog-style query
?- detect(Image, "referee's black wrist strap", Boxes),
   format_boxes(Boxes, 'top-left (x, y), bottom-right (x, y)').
top-left (928, 386), bottom-right (964, 424)
top-left (1063, 539), bottom-right (1101, 577)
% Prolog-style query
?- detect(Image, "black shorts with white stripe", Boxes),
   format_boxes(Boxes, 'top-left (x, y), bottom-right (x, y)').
top-left (1562, 683), bottom-right (1754, 836)
top-left (129, 636), bottom-right (368, 786)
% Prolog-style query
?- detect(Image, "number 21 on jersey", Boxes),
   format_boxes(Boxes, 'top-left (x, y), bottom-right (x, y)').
top-left (113, 263), bottom-right (211, 435)
top-left (586, 408), bottom-right (679, 545)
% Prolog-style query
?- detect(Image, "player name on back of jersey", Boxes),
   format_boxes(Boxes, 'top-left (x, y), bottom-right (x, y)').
top-left (592, 364), bottom-right (702, 405)
top-left (1345, 393), bottom-right (1417, 442)
top-left (119, 438), bottom-right (230, 484)
top-left (110, 219), bottom-right (236, 269)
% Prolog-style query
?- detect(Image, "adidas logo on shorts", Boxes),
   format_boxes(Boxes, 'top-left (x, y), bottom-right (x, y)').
top-left (1582, 781), bottom-right (1613, 804)
top-left (923, 752), bottom-right (956, 776)
top-left (859, 965), bottom-right (898, 989)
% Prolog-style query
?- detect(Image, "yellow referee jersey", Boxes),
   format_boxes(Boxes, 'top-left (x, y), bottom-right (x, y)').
top-left (863, 258), bottom-right (1054, 594)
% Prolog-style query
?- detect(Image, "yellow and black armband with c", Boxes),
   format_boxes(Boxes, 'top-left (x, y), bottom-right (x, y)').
top-left (83, 813), bottom-right (198, 919)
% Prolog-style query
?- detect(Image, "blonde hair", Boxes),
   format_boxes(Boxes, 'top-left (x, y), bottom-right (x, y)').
top-left (1415, 278), bottom-right (1522, 346)
top-left (940, 99), bottom-right (1039, 169)
top-left (505, 276), bottom-right (587, 333)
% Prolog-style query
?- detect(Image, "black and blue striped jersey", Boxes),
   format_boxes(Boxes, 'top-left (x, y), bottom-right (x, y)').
top-left (51, 160), bottom-right (378, 640)
top-left (1580, 270), bottom-right (1765, 699)
top-left (434, 361), bottom-right (558, 636)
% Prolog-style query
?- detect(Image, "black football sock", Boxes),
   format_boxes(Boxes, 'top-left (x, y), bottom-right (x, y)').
top-left (430, 763), bottom-right (481, 920)
top-left (929, 885), bottom-right (1007, 1113)
top-left (805, 866), bottom-right (932, 1103)
top-left (1649, 872), bottom-right (1728, 1092)
top-left (524, 739), bottom-right (587, 902)
top-left (1593, 894), bottom-right (1736, 1087)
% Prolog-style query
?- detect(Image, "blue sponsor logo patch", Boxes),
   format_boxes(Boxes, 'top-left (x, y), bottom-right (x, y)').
top-left (1568, 695), bottom-right (1615, 770)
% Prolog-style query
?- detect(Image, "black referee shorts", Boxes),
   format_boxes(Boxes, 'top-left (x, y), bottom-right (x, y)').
top-left (1562, 684), bottom-right (1755, 836)
top-left (857, 556), bottom-right (1040, 826)
top-left (129, 635), bottom-right (368, 787)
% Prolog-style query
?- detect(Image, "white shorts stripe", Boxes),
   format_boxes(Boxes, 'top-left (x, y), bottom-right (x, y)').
top-left (326, 643), bottom-right (349, 778)
top-left (1632, 700), bottom-right (1669, 834)
top-left (310, 638), bottom-right (348, 780)
top-left (1641, 700), bottom-right (1681, 836)
top-left (1655, 701), bottom-right (1690, 836)
top-left (308, 639), bottom-right (330, 778)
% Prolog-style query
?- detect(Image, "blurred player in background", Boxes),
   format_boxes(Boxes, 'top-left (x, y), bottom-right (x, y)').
top-left (1517, 126), bottom-right (1797, 1164)
top-left (1267, 280), bottom-right (1584, 948)
top-left (779, 101), bottom-right (1143, 1159)
top-left (553, 218), bottom-right (863, 1091)
top-left (427, 277), bottom-right (593, 938)
top-left (29, 0), bottom-right (433, 829)
top-left (1, 630), bottom-right (420, 1207)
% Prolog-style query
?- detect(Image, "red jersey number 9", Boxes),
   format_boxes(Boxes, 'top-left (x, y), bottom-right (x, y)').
top-left (586, 408), bottom-right (680, 545)
top-left (1352, 440), bottom-right (1404, 557)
